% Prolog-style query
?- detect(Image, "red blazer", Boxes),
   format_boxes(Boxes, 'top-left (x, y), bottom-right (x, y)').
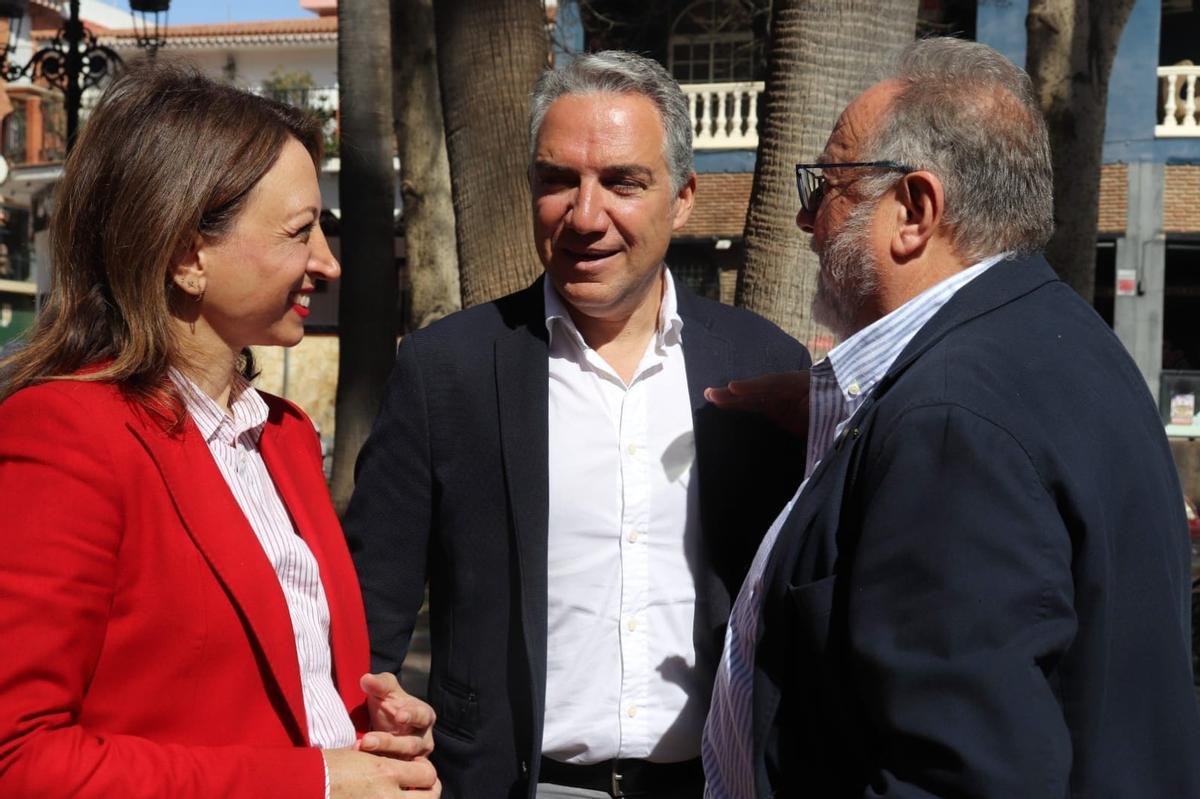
top-left (0, 378), bottom-right (370, 798)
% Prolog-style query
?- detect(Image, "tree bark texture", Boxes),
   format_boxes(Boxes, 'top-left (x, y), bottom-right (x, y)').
top-left (1027, 0), bottom-right (1135, 304)
top-left (434, 0), bottom-right (548, 307)
top-left (331, 0), bottom-right (398, 514)
top-left (736, 0), bottom-right (917, 357)
top-left (394, 0), bottom-right (461, 330)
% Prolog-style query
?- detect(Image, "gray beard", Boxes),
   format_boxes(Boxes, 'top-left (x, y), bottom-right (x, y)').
top-left (811, 198), bottom-right (880, 341)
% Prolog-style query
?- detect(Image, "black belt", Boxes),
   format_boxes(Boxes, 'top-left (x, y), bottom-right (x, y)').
top-left (538, 756), bottom-right (703, 798)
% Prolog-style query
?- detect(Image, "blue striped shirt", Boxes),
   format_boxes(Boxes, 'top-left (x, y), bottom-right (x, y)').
top-left (701, 254), bottom-right (1006, 798)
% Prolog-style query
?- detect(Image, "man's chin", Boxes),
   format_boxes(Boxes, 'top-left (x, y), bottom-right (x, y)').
top-left (548, 276), bottom-right (612, 307)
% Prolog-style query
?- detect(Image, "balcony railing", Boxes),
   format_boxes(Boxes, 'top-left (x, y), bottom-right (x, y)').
top-left (683, 81), bottom-right (763, 150)
top-left (1157, 65), bottom-right (1200, 137)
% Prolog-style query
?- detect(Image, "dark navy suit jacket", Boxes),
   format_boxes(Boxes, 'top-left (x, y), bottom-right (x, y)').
top-left (752, 254), bottom-right (1200, 797)
top-left (344, 275), bottom-right (810, 799)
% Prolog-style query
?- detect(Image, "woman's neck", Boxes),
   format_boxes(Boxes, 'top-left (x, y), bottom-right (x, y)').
top-left (169, 311), bottom-right (243, 410)
top-left (173, 341), bottom-right (240, 412)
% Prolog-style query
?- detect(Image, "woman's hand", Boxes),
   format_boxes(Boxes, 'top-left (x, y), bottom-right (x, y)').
top-left (324, 748), bottom-right (441, 798)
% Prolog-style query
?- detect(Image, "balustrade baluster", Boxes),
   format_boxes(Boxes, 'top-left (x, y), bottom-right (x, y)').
top-left (708, 91), bottom-right (721, 142)
top-left (688, 91), bottom-right (702, 143)
top-left (1185, 74), bottom-right (1198, 128)
top-left (746, 88), bottom-right (759, 147)
top-left (702, 91), bottom-right (716, 144)
top-left (1164, 73), bottom-right (1180, 128)
top-left (729, 89), bottom-right (745, 145)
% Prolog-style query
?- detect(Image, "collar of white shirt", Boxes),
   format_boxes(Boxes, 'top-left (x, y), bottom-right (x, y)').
top-left (542, 266), bottom-right (685, 354)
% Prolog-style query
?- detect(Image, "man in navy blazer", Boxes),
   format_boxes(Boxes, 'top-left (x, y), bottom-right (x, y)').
top-left (702, 38), bottom-right (1200, 798)
top-left (344, 52), bottom-right (808, 799)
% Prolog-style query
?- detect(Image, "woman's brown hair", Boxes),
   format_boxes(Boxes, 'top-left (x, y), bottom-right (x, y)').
top-left (0, 60), bottom-right (323, 424)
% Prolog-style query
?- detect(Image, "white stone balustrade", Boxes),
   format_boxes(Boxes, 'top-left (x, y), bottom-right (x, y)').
top-left (683, 81), bottom-right (763, 150)
top-left (1157, 65), bottom-right (1200, 136)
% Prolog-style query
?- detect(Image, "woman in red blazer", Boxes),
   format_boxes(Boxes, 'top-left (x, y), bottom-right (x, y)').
top-left (0, 64), bottom-right (438, 798)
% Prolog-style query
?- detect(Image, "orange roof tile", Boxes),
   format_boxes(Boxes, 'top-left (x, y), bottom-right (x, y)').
top-left (677, 172), bottom-right (753, 239)
top-left (35, 16), bottom-right (338, 45)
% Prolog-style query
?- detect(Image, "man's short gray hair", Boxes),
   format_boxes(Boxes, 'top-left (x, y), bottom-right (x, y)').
top-left (528, 51), bottom-right (694, 193)
top-left (857, 37), bottom-right (1054, 261)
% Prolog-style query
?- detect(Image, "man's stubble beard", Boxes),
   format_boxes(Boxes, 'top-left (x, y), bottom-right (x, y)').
top-left (811, 197), bottom-right (880, 342)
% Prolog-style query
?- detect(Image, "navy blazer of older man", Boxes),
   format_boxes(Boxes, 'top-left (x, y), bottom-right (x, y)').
top-left (752, 254), bottom-right (1200, 798)
top-left (344, 275), bottom-right (809, 799)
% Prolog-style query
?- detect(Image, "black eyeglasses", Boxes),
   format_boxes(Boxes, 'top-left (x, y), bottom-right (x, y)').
top-left (794, 161), bottom-right (914, 214)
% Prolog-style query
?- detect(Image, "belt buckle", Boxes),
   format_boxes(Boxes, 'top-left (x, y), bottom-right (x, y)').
top-left (610, 761), bottom-right (625, 798)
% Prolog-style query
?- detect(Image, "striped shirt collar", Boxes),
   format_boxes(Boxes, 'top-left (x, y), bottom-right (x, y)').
top-left (803, 253), bottom-right (1007, 477)
top-left (543, 265), bottom-right (685, 352)
top-left (169, 367), bottom-right (268, 445)
top-left (825, 252), bottom-right (1008, 404)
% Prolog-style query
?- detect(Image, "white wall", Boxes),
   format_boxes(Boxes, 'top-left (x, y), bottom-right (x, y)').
top-left (155, 44), bottom-right (336, 89)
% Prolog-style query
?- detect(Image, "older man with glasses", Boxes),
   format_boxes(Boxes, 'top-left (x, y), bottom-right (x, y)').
top-left (701, 36), bottom-right (1200, 799)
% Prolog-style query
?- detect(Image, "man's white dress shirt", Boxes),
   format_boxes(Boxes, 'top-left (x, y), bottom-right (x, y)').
top-left (701, 254), bottom-right (1006, 797)
top-left (541, 268), bottom-right (705, 764)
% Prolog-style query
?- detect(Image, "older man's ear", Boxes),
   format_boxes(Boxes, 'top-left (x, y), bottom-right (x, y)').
top-left (890, 170), bottom-right (944, 261)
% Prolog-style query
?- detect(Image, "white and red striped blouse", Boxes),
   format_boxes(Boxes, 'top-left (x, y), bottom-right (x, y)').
top-left (170, 369), bottom-right (356, 753)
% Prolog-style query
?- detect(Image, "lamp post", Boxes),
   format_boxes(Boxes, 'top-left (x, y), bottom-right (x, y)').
top-left (130, 0), bottom-right (168, 57)
top-left (0, 0), bottom-right (170, 151)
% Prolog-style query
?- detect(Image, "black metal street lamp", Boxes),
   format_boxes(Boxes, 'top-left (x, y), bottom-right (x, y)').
top-left (130, 0), bottom-right (169, 57)
top-left (0, 0), bottom-right (170, 151)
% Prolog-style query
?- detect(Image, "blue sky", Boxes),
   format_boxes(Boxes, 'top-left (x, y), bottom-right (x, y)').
top-left (126, 0), bottom-right (312, 25)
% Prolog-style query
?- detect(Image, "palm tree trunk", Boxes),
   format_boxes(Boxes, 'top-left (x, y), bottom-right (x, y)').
top-left (394, 0), bottom-right (460, 330)
top-left (737, 0), bottom-right (917, 357)
top-left (434, 0), bottom-right (548, 307)
top-left (331, 0), bottom-right (398, 514)
top-left (1027, 0), bottom-right (1135, 304)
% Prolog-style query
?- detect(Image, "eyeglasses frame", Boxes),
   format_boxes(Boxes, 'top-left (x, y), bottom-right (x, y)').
top-left (794, 161), bottom-right (915, 214)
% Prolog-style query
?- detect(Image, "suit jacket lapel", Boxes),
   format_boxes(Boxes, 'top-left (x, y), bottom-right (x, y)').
top-left (260, 409), bottom-right (369, 725)
top-left (675, 283), bottom-right (736, 641)
top-left (675, 282), bottom-right (732, 414)
top-left (494, 282), bottom-right (551, 748)
top-left (129, 413), bottom-right (311, 743)
top-left (748, 412), bottom-right (861, 779)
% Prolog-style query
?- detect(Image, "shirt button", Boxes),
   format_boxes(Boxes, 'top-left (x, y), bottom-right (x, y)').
top-left (627, 705), bottom-right (638, 718)
top-left (847, 381), bottom-right (861, 397)
top-left (627, 530), bottom-right (640, 543)
top-left (625, 442), bottom-right (638, 456)
top-left (626, 617), bottom-right (638, 632)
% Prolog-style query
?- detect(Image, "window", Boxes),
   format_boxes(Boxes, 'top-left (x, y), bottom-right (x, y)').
top-left (668, 0), bottom-right (758, 83)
